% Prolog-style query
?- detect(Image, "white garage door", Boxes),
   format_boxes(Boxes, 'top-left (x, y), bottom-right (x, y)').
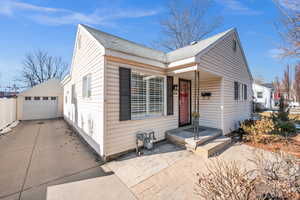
top-left (23, 97), bottom-right (58, 120)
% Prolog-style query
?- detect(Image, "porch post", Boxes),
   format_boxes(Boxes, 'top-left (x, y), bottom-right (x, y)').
top-left (197, 71), bottom-right (200, 113)
top-left (194, 70), bottom-right (197, 113)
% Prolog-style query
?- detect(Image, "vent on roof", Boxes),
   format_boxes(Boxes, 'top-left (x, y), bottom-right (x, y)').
top-left (190, 41), bottom-right (198, 45)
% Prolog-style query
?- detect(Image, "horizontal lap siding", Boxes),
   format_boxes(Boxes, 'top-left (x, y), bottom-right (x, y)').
top-left (191, 79), bottom-right (222, 129)
top-left (198, 33), bottom-right (252, 134)
top-left (104, 61), bottom-right (178, 156)
top-left (64, 28), bottom-right (105, 156)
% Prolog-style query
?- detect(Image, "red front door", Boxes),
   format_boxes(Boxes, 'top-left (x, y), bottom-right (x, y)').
top-left (179, 79), bottom-right (191, 126)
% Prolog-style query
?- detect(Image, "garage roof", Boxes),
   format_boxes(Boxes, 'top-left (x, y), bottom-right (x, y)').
top-left (18, 79), bottom-right (63, 96)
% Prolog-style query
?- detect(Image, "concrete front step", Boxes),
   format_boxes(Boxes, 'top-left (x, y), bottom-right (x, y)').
top-left (184, 130), bottom-right (222, 149)
top-left (191, 136), bottom-right (232, 157)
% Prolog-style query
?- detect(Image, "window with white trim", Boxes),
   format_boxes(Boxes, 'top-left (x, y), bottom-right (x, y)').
top-left (257, 92), bottom-right (263, 98)
top-left (82, 74), bottom-right (91, 98)
top-left (131, 71), bottom-right (164, 120)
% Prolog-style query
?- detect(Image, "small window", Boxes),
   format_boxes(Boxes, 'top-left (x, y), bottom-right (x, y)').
top-left (51, 97), bottom-right (57, 100)
top-left (233, 40), bottom-right (237, 52)
top-left (25, 97), bottom-right (31, 100)
top-left (65, 95), bottom-right (68, 104)
top-left (34, 97), bottom-right (40, 100)
top-left (257, 92), bottom-right (263, 98)
top-left (43, 97), bottom-right (49, 100)
top-left (82, 74), bottom-right (92, 98)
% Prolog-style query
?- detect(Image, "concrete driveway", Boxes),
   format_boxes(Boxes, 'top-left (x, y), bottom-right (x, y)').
top-left (0, 119), bottom-right (136, 200)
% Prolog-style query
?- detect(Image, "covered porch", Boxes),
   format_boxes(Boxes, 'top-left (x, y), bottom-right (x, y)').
top-left (165, 64), bottom-right (231, 156)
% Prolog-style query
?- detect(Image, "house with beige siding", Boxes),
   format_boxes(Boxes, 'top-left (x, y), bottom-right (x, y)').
top-left (62, 24), bottom-right (253, 159)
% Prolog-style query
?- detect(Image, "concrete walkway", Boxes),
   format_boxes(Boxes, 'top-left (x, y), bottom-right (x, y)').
top-left (0, 119), bottom-right (136, 200)
top-left (105, 142), bottom-right (273, 200)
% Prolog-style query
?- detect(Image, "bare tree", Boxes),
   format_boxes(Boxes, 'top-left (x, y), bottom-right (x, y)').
top-left (295, 62), bottom-right (300, 102)
top-left (254, 76), bottom-right (265, 84)
top-left (273, 0), bottom-right (300, 58)
top-left (157, 0), bottom-right (222, 51)
top-left (19, 50), bottom-right (68, 87)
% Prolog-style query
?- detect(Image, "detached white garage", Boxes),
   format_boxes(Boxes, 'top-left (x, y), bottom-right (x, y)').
top-left (17, 79), bottom-right (63, 120)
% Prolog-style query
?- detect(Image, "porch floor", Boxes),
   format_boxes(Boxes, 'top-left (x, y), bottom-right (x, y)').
top-left (166, 125), bottom-right (231, 157)
top-left (166, 125), bottom-right (222, 147)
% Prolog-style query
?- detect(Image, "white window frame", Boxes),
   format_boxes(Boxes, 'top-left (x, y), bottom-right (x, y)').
top-left (82, 74), bottom-right (92, 98)
top-left (257, 92), bottom-right (263, 99)
top-left (130, 71), bottom-right (166, 120)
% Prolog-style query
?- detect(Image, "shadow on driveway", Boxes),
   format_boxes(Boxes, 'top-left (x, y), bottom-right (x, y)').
top-left (0, 119), bottom-right (112, 200)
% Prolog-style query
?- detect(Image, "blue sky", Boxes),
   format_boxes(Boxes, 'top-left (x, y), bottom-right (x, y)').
top-left (0, 0), bottom-right (296, 88)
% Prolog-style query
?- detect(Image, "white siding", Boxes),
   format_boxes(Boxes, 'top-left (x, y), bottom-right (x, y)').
top-left (104, 60), bottom-right (178, 157)
top-left (197, 33), bottom-right (252, 134)
top-left (191, 79), bottom-right (222, 129)
top-left (63, 26), bottom-right (105, 156)
top-left (253, 83), bottom-right (273, 109)
top-left (17, 79), bottom-right (63, 120)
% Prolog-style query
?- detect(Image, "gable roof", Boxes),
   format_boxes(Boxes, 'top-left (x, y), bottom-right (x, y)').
top-left (81, 24), bottom-right (167, 62)
top-left (166, 29), bottom-right (234, 62)
top-left (18, 79), bottom-right (62, 96)
top-left (81, 24), bottom-right (234, 64)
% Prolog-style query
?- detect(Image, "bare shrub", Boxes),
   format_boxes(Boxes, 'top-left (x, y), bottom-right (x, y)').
top-left (250, 151), bottom-right (300, 200)
top-left (241, 118), bottom-right (278, 144)
top-left (196, 159), bottom-right (256, 200)
top-left (196, 153), bottom-right (300, 200)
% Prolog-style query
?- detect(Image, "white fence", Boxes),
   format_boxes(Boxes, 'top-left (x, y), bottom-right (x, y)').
top-left (0, 98), bottom-right (17, 130)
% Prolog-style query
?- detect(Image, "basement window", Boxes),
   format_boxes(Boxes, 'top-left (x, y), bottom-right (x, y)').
top-left (34, 97), bottom-right (40, 100)
top-left (51, 97), bottom-right (57, 100)
top-left (25, 97), bottom-right (31, 100)
top-left (43, 97), bottom-right (49, 100)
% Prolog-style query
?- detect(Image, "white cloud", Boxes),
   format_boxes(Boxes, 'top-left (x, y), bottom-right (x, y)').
top-left (268, 48), bottom-right (284, 58)
top-left (0, 0), bottom-right (160, 26)
top-left (0, 0), bottom-right (60, 15)
top-left (216, 0), bottom-right (263, 15)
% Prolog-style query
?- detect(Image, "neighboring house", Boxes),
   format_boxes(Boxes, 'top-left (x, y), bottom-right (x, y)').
top-left (62, 24), bottom-right (253, 160)
top-left (0, 91), bottom-right (18, 98)
top-left (17, 79), bottom-right (63, 120)
top-left (252, 83), bottom-right (274, 109)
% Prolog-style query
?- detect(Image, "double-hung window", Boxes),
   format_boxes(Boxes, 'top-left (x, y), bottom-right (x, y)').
top-left (234, 81), bottom-right (240, 100)
top-left (131, 71), bottom-right (164, 120)
top-left (82, 74), bottom-right (92, 98)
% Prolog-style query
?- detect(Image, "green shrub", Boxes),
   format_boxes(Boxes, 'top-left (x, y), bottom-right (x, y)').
top-left (276, 121), bottom-right (296, 137)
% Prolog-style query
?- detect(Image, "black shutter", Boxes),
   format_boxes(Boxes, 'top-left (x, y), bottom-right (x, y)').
top-left (167, 76), bottom-right (174, 115)
top-left (119, 67), bottom-right (131, 121)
